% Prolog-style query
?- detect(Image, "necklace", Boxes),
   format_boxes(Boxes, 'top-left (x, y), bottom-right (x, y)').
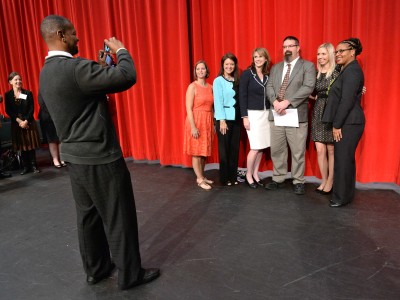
top-left (224, 75), bottom-right (234, 81)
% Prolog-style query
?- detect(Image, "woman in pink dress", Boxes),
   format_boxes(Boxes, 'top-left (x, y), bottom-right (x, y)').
top-left (184, 60), bottom-right (214, 190)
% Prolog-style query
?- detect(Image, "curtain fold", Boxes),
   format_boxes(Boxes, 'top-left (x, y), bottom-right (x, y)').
top-left (0, 0), bottom-right (398, 184)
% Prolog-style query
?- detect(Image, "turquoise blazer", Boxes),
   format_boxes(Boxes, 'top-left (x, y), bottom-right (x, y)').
top-left (213, 76), bottom-right (237, 121)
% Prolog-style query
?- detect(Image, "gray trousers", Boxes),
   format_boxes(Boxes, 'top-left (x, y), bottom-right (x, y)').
top-left (269, 122), bottom-right (308, 184)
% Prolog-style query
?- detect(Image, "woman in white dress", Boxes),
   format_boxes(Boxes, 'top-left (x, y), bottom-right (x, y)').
top-left (239, 48), bottom-right (271, 188)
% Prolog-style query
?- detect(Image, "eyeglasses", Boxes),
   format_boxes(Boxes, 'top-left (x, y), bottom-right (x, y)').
top-left (282, 44), bottom-right (298, 49)
top-left (334, 48), bottom-right (352, 55)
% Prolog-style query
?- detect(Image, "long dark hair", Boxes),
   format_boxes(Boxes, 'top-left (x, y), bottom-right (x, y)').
top-left (218, 52), bottom-right (239, 86)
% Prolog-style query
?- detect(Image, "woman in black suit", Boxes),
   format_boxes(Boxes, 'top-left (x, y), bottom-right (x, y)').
top-left (5, 72), bottom-right (41, 174)
top-left (322, 38), bottom-right (365, 207)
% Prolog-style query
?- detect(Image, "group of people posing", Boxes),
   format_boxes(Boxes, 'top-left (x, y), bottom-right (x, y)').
top-left (184, 36), bottom-right (365, 208)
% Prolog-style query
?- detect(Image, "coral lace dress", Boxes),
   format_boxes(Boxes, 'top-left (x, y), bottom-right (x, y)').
top-left (184, 82), bottom-right (214, 156)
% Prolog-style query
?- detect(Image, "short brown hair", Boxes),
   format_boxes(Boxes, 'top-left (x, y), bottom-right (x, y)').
top-left (193, 60), bottom-right (210, 79)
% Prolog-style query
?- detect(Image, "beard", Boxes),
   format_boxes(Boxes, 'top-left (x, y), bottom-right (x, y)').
top-left (70, 44), bottom-right (79, 56)
top-left (284, 51), bottom-right (292, 61)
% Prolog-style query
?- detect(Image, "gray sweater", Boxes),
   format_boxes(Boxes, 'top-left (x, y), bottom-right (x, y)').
top-left (39, 49), bottom-right (136, 164)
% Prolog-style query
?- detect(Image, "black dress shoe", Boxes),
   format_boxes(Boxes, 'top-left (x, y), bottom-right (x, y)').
top-left (293, 183), bottom-right (305, 195)
top-left (86, 263), bottom-right (116, 285)
top-left (329, 201), bottom-right (349, 208)
top-left (265, 180), bottom-right (285, 190)
top-left (0, 171), bottom-right (12, 179)
top-left (121, 268), bottom-right (160, 290)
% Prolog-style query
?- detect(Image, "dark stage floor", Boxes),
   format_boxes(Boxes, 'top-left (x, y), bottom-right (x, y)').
top-left (1, 150), bottom-right (400, 300)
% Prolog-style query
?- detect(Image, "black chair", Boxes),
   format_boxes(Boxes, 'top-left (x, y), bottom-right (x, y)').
top-left (0, 116), bottom-right (21, 171)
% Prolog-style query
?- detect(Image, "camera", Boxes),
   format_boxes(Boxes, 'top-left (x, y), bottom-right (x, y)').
top-left (103, 43), bottom-right (116, 67)
top-left (104, 43), bottom-right (110, 53)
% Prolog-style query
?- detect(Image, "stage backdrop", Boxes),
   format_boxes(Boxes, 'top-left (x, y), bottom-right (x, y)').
top-left (0, 0), bottom-right (399, 184)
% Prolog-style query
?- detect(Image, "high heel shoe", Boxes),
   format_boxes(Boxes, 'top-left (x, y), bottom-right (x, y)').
top-left (245, 177), bottom-right (257, 189)
top-left (320, 188), bottom-right (332, 195)
top-left (253, 176), bottom-right (264, 187)
top-left (315, 187), bottom-right (323, 194)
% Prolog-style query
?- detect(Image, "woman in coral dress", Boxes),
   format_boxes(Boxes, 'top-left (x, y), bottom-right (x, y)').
top-left (184, 60), bottom-right (214, 190)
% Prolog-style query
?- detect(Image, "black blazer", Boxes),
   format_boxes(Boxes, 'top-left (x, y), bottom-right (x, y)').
top-left (322, 60), bottom-right (365, 128)
top-left (239, 68), bottom-right (269, 117)
top-left (5, 88), bottom-right (35, 124)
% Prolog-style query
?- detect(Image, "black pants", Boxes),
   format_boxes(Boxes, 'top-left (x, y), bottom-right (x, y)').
top-left (216, 120), bottom-right (241, 183)
top-left (332, 123), bottom-right (364, 205)
top-left (68, 157), bottom-right (141, 289)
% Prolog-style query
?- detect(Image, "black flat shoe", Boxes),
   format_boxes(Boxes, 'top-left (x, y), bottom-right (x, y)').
top-left (54, 164), bottom-right (62, 169)
top-left (87, 263), bottom-right (116, 285)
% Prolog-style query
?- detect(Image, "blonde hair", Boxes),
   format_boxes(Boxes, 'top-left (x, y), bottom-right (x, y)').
top-left (317, 43), bottom-right (336, 79)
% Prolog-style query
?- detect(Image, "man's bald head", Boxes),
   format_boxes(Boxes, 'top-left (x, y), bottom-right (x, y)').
top-left (40, 15), bottom-right (79, 55)
top-left (40, 15), bottom-right (72, 42)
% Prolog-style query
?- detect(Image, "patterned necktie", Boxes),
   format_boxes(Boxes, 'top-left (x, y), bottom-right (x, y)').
top-left (278, 63), bottom-right (291, 100)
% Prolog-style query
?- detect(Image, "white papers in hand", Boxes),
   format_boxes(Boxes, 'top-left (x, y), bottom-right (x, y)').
top-left (272, 109), bottom-right (299, 127)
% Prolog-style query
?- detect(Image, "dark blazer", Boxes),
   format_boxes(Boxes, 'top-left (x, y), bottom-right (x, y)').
top-left (267, 58), bottom-right (316, 122)
top-left (39, 50), bottom-right (136, 165)
top-left (5, 89), bottom-right (35, 124)
top-left (322, 60), bottom-right (365, 128)
top-left (239, 68), bottom-right (269, 117)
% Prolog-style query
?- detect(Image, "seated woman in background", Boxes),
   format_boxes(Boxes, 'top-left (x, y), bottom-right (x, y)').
top-left (5, 72), bottom-right (41, 175)
top-left (38, 94), bottom-right (66, 168)
top-left (184, 60), bottom-right (214, 190)
top-left (213, 53), bottom-right (241, 186)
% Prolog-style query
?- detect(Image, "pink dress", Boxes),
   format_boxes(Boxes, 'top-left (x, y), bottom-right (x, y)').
top-left (184, 82), bottom-right (214, 156)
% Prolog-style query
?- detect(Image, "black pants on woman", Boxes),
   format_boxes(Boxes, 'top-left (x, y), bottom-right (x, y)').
top-left (216, 120), bottom-right (241, 184)
top-left (332, 123), bottom-right (364, 205)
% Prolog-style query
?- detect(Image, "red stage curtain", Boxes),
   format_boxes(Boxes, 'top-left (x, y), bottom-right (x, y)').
top-left (0, 0), bottom-right (399, 184)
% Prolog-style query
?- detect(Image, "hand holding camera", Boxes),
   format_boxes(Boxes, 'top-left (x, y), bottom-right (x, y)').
top-left (98, 37), bottom-right (126, 67)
